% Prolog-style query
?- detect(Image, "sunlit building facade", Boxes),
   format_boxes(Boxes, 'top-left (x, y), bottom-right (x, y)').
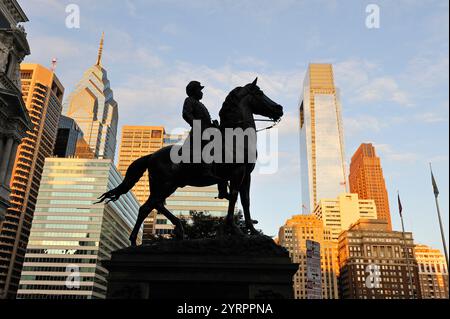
top-left (16, 158), bottom-right (141, 299)
top-left (0, 0), bottom-right (32, 230)
top-left (278, 215), bottom-right (339, 299)
top-left (63, 33), bottom-right (118, 161)
top-left (338, 219), bottom-right (421, 299)
top-left (299, 63), bottom-right (347, 214)
top-left (314, 193), bottom-right (377, 241)
top-left (0, 63), bottom-right (63, 299)
top-left (414, 244), bottom-right (448, 299)
top-left (349, 143), bottom-right (392, 230)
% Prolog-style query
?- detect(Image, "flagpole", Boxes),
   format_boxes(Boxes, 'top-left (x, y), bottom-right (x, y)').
top-left (430, 163), bottom-right (449, 270)
top-left (398, 191), bottom-right (415, 299)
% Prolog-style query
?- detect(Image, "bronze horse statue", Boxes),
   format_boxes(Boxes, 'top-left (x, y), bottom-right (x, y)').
top-left (97, 78), bottom-right (283, 246)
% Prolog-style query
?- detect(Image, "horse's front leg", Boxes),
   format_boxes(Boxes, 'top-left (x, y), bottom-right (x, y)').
top-left (239, 172), bottom-right (258, 235)
top-left (224, 167), bottom-right (245, 235)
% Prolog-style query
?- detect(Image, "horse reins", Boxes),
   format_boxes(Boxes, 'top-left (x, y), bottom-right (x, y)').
top-left (254, 118), bottom-right (281, 132)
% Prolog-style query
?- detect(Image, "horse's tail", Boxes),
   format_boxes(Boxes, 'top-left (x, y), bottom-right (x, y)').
top-left (96, 154), bottom-right (153, 204)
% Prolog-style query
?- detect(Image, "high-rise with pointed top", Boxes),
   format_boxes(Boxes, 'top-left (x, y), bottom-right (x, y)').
top-left (63, 33), bottom-right (118, 161)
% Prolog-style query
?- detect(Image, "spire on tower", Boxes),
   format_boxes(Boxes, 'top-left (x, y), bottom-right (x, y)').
top-left (96, 32), bottom-right (105, 66)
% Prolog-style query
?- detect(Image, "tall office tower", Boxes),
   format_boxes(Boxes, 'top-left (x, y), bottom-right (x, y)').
top-left (0, 64), bottom-right (64, 299)
top-left (414, 244), bottom-right (449, 299)
top-left (117, 126), bottom-right (165, 203)
top-left (63, 33), bottom-right (118, 161)
top-left (314, 193), bottom-right (377, 241)
top-left (53, 115), bottom-right (82, 157)
top-left (299, 63), bottom-right (347, 214)
top-left (0, 0), bottom-right (32, 228)
top-left (278, 215), bottom-right (339, 299)
top-left (16, 158), bottom-right (141, 299)
top-left (349, 143), bottom-right (392, 230)
top-left (338, 219), bottom-right (421, 299)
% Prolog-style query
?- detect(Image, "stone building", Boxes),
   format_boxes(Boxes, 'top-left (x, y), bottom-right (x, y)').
top-left (0, 0), bottom-right (32, 228)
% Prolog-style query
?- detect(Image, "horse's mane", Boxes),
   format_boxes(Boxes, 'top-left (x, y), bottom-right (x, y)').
top-left (219, 86), bottom-right (242, 121)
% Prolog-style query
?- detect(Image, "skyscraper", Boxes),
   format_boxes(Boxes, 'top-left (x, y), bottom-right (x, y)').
top-left (117, 125), bottom-right (165, 204)
top-left (414, 244), bottom-right (448, 299)
top-left (16, 158), bottom-right (141, 299)
top-left (299, 63), bottom-right (347, 213)
top-left (278, 214), bottom-right (339, 299)
top-left (349, 143), bottom-right (392, 230)
top-left (314, 193), bottom-right (378, 241)
top-left (63, 33), bottom-right (118, 161)
top-left (0, 0), bottom-right (32, 229)
top-left (0, 63), bottom-right (64, 298)
top-left (338, 219), bottom-right (421, 299)
top-left (53, 115), bottom-right (82, 158)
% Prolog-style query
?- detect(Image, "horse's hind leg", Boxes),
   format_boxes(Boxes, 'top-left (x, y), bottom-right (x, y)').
top-left (129, 196), bottom-right (157, 246)
top-left (155, 202), bottom-right (184, 240)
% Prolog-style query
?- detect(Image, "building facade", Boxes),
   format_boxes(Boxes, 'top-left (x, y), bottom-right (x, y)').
top-left (414, 244), bottom-right (448, 299)
top-left (117, 125), bottom-right (165, 204)
top-left (299, 63), bottom-right (347, 214)
top-left (0, 63), bottom-right (64, 299)
top-left (0, 0), bottom-right (31, 228)
top-left (314, 193), bottom-right (377, 241)
top-left (338, 219), bottom-right (421, 299)
top-left (53, 115), bottom-right (82, 158)
top-left (278, 215), bottom-right (339, 299)
top-left (349, 143), bottom-right (392, 230)
top-left (63, 33), bottom-right (118, 161)
top-left (16, 158), bottom-right (141, 299)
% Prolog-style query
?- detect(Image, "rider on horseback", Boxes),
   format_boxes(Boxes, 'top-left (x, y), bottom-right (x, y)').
top-left (182, 80), bottom-right (230, 200)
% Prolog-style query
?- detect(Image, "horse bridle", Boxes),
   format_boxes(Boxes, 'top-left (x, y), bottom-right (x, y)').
top-left (254, 118), bottom-right (281, 132)
top-left (232, 86), bottom-right (282, 132)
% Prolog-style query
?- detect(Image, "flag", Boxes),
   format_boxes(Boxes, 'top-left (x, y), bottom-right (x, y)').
top-left (397, 194), bottom-right (403, 218)
top-left (431, 167), bottom-right (439, 197)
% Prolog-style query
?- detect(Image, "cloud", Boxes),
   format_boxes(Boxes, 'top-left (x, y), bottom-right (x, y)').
top-left (352, 77), bottom-right (413, 107)
top-left (333, 59), bottom-right (413, 107)
top-left (344, 115), bottom-right (384, 136)
top-left (374, 144), bottom-right (419, 163)
top-left (162, 23), bottom-right (184, 36)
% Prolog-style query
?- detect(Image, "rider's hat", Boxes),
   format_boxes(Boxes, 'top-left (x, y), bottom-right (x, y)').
top-left (186, 81), bottom-right (204, 96)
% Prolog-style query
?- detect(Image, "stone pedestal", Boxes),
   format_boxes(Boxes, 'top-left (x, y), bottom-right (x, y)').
top-left (103, 235), bottom-right (298, 299)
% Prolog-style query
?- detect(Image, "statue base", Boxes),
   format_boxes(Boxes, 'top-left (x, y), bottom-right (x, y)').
top-left (103, 235), bottom-right (298, 299)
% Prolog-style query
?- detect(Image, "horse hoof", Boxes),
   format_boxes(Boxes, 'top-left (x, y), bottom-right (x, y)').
top-left (129, 235), bottom-right (137, 247)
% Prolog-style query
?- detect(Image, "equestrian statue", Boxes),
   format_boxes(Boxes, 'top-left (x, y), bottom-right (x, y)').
top-left (97, 78), bottom-right (283, 246)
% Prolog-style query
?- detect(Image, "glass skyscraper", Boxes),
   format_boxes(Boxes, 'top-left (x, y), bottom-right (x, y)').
top-left (16, 158), bottom-right (141, 299)
top-left (299, 64), bottom-right (347, 214)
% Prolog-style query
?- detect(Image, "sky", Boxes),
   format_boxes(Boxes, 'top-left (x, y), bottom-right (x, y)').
top-left (19, 0), bottom-right (449, 250)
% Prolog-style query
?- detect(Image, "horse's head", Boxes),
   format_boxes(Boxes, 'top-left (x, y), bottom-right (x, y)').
top-left (219, 78), bottom-right (283, 128)
top-left (244, 77), bottom-right (284, 121)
